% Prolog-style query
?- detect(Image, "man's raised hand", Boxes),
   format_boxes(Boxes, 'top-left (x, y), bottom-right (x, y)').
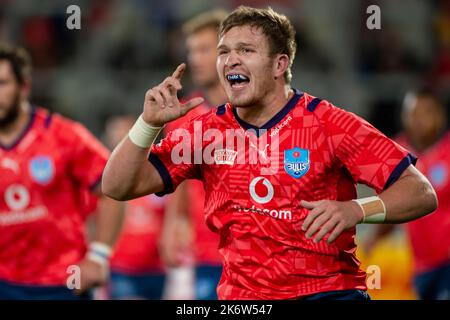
top-left (142, 63), bottom-right (204, 127)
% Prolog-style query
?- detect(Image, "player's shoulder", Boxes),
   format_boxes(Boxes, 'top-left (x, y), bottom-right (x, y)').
top-left (32, 107), bottom-right (53, 128)
top-left (299, 92), bottom-right (346, 118)
top-left (35, 107), bottom-right (80, 130)
top-left (181, 103), bottom-right (231, 129)
top-left (32, 107), bottom-right (72, 136)
top-left (300, 92), bottom-right (369, 127)
top-left (165, 102), bottom-right (210, 132)
top-left (197, 103), bottom-right (228, 121)
top-left (34, 107), bottom-right (97, 142)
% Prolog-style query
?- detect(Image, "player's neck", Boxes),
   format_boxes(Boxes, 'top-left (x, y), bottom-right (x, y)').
top-left (203, 82), bottom-right (227, 107)
top-left (236, 85), bottom-right (293, 128)
top-left (0, 101), bottom-right (31, 146)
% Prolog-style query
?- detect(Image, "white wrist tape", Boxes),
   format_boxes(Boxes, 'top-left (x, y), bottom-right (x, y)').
top-left (352, 196), bottom-right (386, 224)
top-left (128, 115), bottom-right (163, 149)
top-left (87, 242), bottom-right (112, 268)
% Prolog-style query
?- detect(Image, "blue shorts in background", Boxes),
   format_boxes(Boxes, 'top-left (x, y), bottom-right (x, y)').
top-left (0, 279), bottom-right (91, 300)
top-left (414, 262), bottom-right (450, 300)
top-left (195, 264), bottom-right (222, 300)
top-left (109, 271), bottom-right (166, 300)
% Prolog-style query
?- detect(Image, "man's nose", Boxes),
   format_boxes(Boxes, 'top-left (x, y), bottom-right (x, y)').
top-left (225, 50), bottom-right (240, 68)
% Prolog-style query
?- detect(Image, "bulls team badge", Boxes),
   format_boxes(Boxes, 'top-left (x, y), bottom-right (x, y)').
top-left (429, 162), bottom-right (448, 189)
top-left (29, 156), bottom-right (54, 184)
top-left (284, 147), bottom-right (310, 179)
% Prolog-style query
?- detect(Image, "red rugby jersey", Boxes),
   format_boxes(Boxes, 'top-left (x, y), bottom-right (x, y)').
top-left (0, 107), bottom-right (109, 285)
top-left (110, 195), bottom-right (166, 274)
top-left (149, 90), bottom-right (415, 299)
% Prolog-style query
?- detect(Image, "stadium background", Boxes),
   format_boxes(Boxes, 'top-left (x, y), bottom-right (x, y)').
top-left (1, 0), bottom-right (449, 299)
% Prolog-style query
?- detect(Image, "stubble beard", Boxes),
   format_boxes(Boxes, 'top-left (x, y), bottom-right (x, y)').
top-left (0, 92), bottom-right (21, 128)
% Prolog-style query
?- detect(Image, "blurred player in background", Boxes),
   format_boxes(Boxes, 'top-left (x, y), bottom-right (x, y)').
top-left (103, 6), bottom-right (437, 300)
top-left (0, 43), bottom-right (124, 299)
top-left (104, 115), bottom-right (167, 300)
top-left (367, 88), bottom-right (450, 300)
top-left (160, 9), bottom-right (228, 300)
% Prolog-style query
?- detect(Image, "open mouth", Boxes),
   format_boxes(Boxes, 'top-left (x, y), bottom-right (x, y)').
top-left (226, 74), bottom-right (250, 89)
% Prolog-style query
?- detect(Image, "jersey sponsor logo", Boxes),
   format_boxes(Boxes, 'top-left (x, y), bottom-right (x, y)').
top-left (29, 156), bottom-right (54, 184)
top-left (234, 177), bottom-right (292, 220)
top-left (428, 162), bottom-right (448, 189)
top-left (269, 115), bottom-right (292, 137)
top-left (284, 147), bottom-right (310, 179)
top-left (249, 177), bottom-right (274, 204)
top-left (1, 184), bottom-right (48, 225)
top-left (234, 204), bottom-right (292, 220)
top-left (0, 206), bottom-right (48, 226)
top-left (214, 149), bottom-right (237, 165)
top-left (4, 184), bottom-right (30, 211)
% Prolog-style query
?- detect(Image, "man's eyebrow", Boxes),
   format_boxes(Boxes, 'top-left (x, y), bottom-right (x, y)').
top-left (217, 42), bottom-right (257, 50)
top-left (235, 42), bottom-right (256, 47)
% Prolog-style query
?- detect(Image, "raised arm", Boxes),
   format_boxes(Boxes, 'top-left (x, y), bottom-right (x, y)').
top-left (102, 63), bottom-right (204, 201)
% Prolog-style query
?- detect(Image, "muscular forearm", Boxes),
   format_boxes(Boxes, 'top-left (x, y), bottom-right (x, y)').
top-left (93, 195), bottom-right (125, 246)
top-left (102, 137), bottom-right (161, 200)
top-left (78, 194), bottom-right (124, 291)
top-left (379, 166), bottom-right (437, 223)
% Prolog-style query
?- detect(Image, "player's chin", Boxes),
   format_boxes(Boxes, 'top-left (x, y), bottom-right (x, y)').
top-left (227, 88), bottom-right (253, 106)
top-left (229, 95), bottom-right (252, 108)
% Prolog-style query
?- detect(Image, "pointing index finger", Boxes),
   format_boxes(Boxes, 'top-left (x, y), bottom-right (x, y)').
top-left (172, 63), bottom-right (186, 80)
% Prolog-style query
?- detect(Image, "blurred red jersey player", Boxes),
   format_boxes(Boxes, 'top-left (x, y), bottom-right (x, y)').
top-left (110, 195), bottom-right (167, 299)
top-left (0, 43), bottom-right (123, 299)
top-left (104, 115), bottom-right (167, 299)
top-left (368, 88), bottom-right (450, 299)
top-left (161, 10), bottom-right (228, 300)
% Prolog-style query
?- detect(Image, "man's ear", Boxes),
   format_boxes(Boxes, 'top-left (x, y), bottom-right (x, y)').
top-left (20, 80), bottom-right (31, 100)
top-left (273, 54), bottom-right (289, 80)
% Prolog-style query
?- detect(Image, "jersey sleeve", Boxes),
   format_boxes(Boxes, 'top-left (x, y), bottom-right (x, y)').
top-left (68, 121), bottom-right (110, 191)
top-left (148, 120), bottom-right (202, 197)
top-left (325, 104), bottom-right (417, 194)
